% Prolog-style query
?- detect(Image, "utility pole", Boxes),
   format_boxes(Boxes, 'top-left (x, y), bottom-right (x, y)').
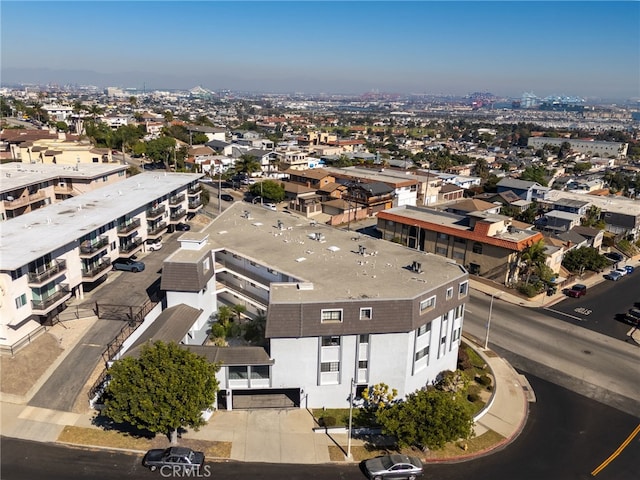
top-left (346, 377), bottom-right (355, 460)
top-left (484, 292), bottom-right (501, 349)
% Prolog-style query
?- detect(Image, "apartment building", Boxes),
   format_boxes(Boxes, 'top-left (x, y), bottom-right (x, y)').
top-left (139, 203), bottom-right (469, 409)
top-left (527, 137), bottom-right (628, 158)
top-left (0, 172), bottom-right (203, 353)
top-left (377, 205), bottom-right (543, 284)
top-left (0, 162), bottom-right (129, 220)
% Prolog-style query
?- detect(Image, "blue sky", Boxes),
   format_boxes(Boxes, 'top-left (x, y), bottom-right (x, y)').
top-left (2, 1), bottom-right (639, 99)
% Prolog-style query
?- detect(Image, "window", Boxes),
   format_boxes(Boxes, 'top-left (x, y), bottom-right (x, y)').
top-left (436, 246), bottom-right (447, 255)
top-left (459, 281), bottom-right (469, 297)
top-left (420, 296), bottom-right (436, 313)
top-left (454, 237), bottom-right (466, 245)
top-left (415, 346), bottom-right (429, 361)
top-left (321, 336), bottom-right (341, 347)
top-left (453, 251), bottom-right (464, 260)
top-left (455, 304), bottom-right (464, 318)
top-left (118, 170), bottom-right (125, 177)
top-left (437, 232), bottom-right (449, 240)
top-left (358, 360), bottom-right (368, 369)
top-left (203, 257), bottom-right (210, 272)
top-left (417, 323), bottom-right (431, 337)
top-left (359, 334), bottom-right (369, 344)
top-left (359, 307), bottom-right (372, 320)
top-left (102, 175), bottom-right (108, 182)
top-left (446, 287), bottom-right (453, 300)
top-left (250, 366), bottom-right (270, 380)
top-left (452, 328), bottom-right (461, 342)
top-left (472, 242), bottom-right (483, 254)
top-left (320, 362), bottom-right (339, 372)
top-left (15, 294), bottom-right (27, 309)
top-left (321, 309), bottom-right (343, 323)
top-left (228, 366), bottom-right (248, 380)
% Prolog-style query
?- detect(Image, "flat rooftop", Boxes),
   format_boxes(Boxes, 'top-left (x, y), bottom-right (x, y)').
top-left (201, 203), bottom-right (467, 303)
top-left (0, 172), bottom-right (202, 270)
top-left (545, 190), bottom-right (640, 216)
top-left (0, 161), bottom-right (128, 192)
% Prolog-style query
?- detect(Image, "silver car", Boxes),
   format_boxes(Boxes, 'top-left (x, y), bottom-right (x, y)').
top-left (363, 454), bottom-right (423, 480)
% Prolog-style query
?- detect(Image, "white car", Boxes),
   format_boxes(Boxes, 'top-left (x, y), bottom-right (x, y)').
top-left (263, 203), bottom-right (277, 211)
top-left (147, 240), bottom-right (163, 251)
top-left (614, 267), bottom-right (628, 277)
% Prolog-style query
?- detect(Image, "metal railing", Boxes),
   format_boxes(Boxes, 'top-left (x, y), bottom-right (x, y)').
top-left (80, 236), bottom-right (109, 255)
top-left (28, 259), bottom-right (67, 284)
top-left (146, 204), bottom-right (166, 218)
top-left (170, 208), bottom-right (186, 221)
top-left (147, 221), bottom-right (167, 236)
top-left (81, 259), bottom-right (111, 279)
top-left (117, 218), bottom-right (141, 235)
top-left (169, 194), bottom-right (185, 205)
top-left (120, 238), bottom-right (142, 253)
top-left (31, 285), bottom-right (71, 312)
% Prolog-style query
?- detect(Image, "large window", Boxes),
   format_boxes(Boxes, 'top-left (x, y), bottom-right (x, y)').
top-left (321, 336), bottom-right (341, 347)
top-left (459, 281), bottom-right (469, 298)
top-left (15, 294), bottom-right (27, 309)
top-left (472, 242), bottom-right (483, 254)
top-left (359, 307), bottom-right (372, 320)
top-left (420, 296), bottom-right (436, 313)
top-left (320, 362), bottom-right (339, 372)
top-left (228, 366), bottom-right (248, 380)
top-left (250, 366), bottom-right (270, 380)
top-left (415, 346), bottom-right (429, 361)
top-left (321, 309), bottom-right (343, 323)
top-left (417, 323), bottom-right (431, 337)
top-left (436, 246), bottom-right (447, 255)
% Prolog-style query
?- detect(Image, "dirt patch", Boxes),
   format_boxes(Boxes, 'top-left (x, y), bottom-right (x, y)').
top-left (58, 426), bottom-right (231, 458)
top-left (0, 332), bottom-right (62, 396)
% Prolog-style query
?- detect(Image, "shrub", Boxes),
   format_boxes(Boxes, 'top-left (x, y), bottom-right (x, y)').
top-left (319, 416), bottom-right (336, 427)
top-left (210, 323), bottom-right (226, 339)
top-left (477, 374), bottom-right (492, 387)
top-left (457, 348), bottom-right (473, 371)
top-left (467, 393), bottom-right (480, 403)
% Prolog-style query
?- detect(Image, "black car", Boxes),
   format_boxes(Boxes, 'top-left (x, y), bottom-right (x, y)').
top-left (175, 223), bottom-right (191, 231)
top-left (143, 447), bottom-right (205, 472)
top-left (604, 252), bottom-right (624, 263)
top-left (220, 193), bottom-right (234, 202)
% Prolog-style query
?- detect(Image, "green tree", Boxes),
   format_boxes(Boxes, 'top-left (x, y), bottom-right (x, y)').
top-left (86, 104), bottom-right (104, 122)
top-left (199, 187), bottom-right (210, 206)
top-left (581, 205), bottom-right (605, 229)
top-left (55, 121), bottom-right (69, 132)
top-left (232, 304), bottom-right (247, 322)
top-left (362, 382), bottom-right (398, 410)
top-left (519, 165), bottom-right (549, 186)
top-left (102, 341), bottom-right (219, 444)
top-left (145, 136), bottom-right (177, 168)
top-left (248, 180), bottom-right (285, 202)
top-left (561, 247), bottom-right (609, 273)
top-left (375, 388), bottom-right (474, 450)
top-left (192, 133), bottom-right (209, 145)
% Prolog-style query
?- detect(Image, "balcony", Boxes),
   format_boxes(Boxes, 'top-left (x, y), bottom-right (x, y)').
top-left (120, 238), bottom-right (143, 256)
top-left (188, 185), bottom-right (201, 195)
top-left (81, 259), bottom-right (112, 282)
top-left (188, 199), bottom-right (202, 211)
top-left (169, 194), bottom-right (185, 205)
top-left (31, 285), bottom-right (72, 314)
top-left (117, 218), bottom-right (141, 236)
top-left (146, 204), bottom-right (166, 219)
top-left (147, 221), bottom-right (167, 238)
top-left (3, 191), bottom-right (47, 210)
top-left (79, 236), bottom-right (109, 257)
top-left (169, 208), bottom-right (186, 222)
top-left (27, 260), bottom-right (67, 286)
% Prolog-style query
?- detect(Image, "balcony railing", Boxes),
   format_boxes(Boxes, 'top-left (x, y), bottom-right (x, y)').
top-left (188, 185), bottom-right (201, 195)
top-left (28, 259), bottom-right (67, 285)
top-left (147, 221), bottom-right (167, 237)
top-left (117, 218), bottom-right (141, 235)
top-left (146, 204), bottom-right (166, 219)
top-left (31, 285), bottom-right (71, 313)
top-left (120, 238), bottom-right (143, 254)
top-left (79, 236), bottom-right (109, 256)
top-left (3, 191), bottom-right (47, 210)
top-left (188, 199), bottom-right (202, 210)
top-left (170, 208), bottom-right (186, 221)
top-left (81, 259), bottom-right (112, 279)
top-left (169, 194), bottom-right (185, 205)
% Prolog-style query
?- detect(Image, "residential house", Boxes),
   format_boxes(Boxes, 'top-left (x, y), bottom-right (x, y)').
top-left (496, 178), bottom-right (550, 202)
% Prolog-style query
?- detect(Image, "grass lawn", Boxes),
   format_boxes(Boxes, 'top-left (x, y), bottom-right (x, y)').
top-left (57, 426), bottom-right (231, 458)
top-left (328, 429), bottom-right (505, 462)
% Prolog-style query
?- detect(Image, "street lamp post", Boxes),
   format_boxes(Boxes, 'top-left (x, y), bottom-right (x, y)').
top-left (484, 292), bottom-right (500, 349)
top-left (346, 378), bottom-right (355, 460)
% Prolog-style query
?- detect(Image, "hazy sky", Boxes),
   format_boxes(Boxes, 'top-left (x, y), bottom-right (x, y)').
top-left (2, 1), bottom-right (639, 99)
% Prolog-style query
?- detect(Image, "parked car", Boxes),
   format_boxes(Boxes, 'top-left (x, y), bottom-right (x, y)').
top-left (175, 223), bottom-right (191, 231)
top-left (112, 258), bottom-right (145, 273)
top-left (624, 265), bottom-right (635, 274)
top-left (625, 307), bottom-right (640, 326)
top-left (614, 267), bottom-right (628, 277)
top-left (604, 252), bottom-right (624, 263)
top-left (143, 447), bottom-right (205, 472)
top-left (146, 239), bottom-right (162, 251)
top-left (263, 202), bottom-right (277, 211)
top-left (220, 193), bottom-right (234, 202)
top-left (565, 284), bottom-right (587, 298)
top-left (363, 454), bottom-right (424, 480)
top-left (604, 270), bottom-right (623, 281)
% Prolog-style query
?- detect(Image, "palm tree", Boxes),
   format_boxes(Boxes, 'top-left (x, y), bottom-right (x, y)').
top-left (232, 304), bottom-right (247, 323)
top-left (520, 239), bottom-right (547, 284)
top-left (235, 154), bottom-right (261, 177)
top-left (86, 104), bottom-right (104, 122)
top-left (215, 305), bottom-right (233, 327)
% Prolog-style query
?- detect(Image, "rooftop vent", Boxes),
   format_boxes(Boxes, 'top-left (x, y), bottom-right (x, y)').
top-left (358, 245), bottom-right (366, 256)
top-left (277, 220), bottom-right (284, 230)
top-left (411, 261), bottom-right (423, 273)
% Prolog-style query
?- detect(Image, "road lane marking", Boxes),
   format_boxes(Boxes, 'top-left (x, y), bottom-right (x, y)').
top-left (543, 307), bottom-right (587, 322)
top-left (591, 422), bottom-right (640, 476)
